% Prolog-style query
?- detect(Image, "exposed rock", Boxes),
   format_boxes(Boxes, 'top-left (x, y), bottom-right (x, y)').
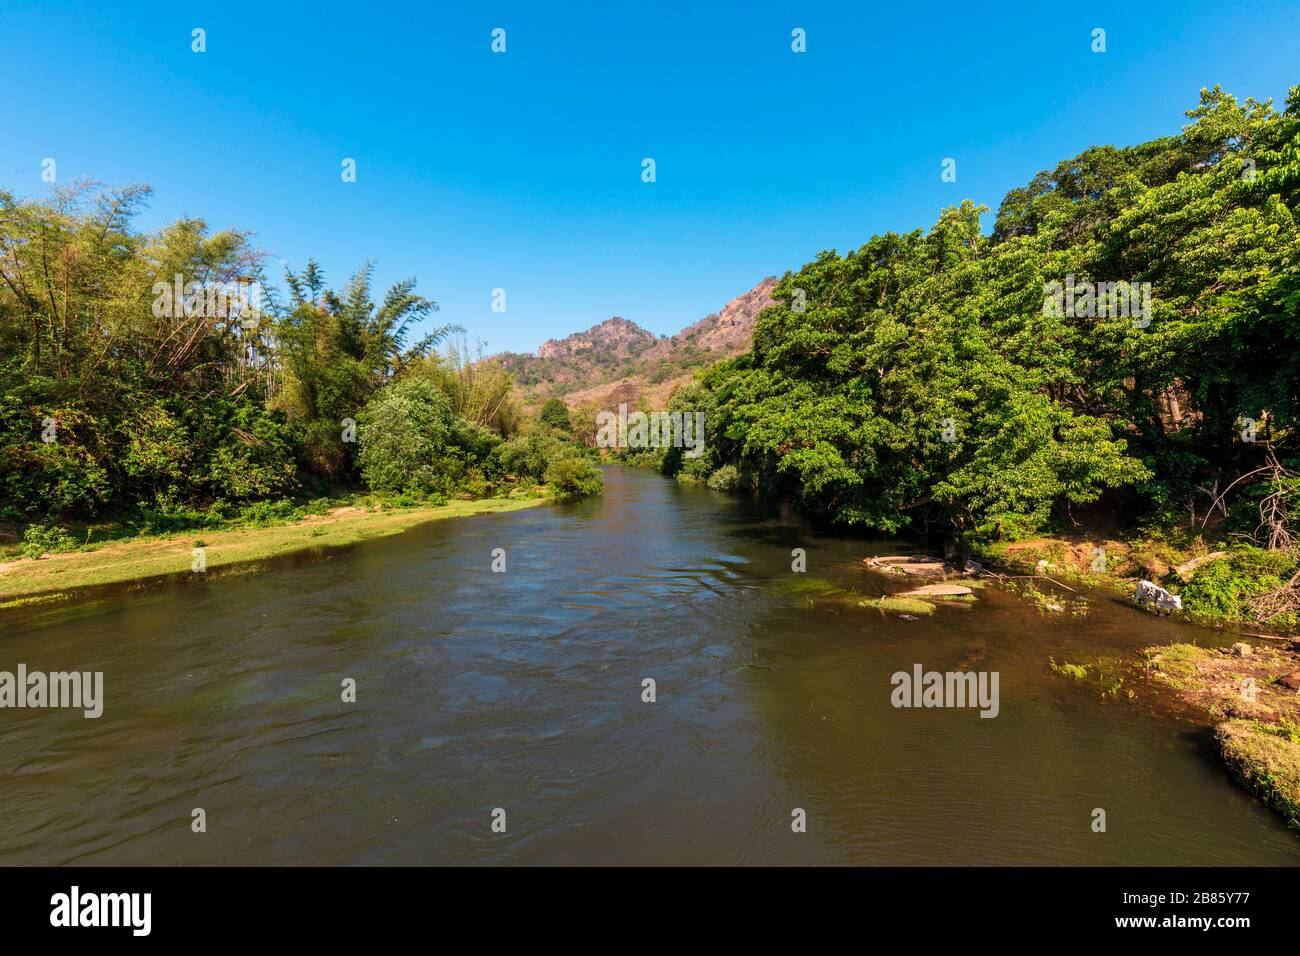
top-left (1279, 672), bottom-right (1300, 691)
top-left (641, 277), bottom-right (778, 360)
top-left (493, 277), bottom-right (777, 412)
top-left (535, 316), bottom-right (657, 361)
top-left (900, 583), bottom-right (974, 598)
top-left (1232, 642), bottom-right (1253, 658)
top-left (866, 556), bottom-right (949, 576)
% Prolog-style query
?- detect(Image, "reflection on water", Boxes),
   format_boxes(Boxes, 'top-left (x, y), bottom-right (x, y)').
top-left (2, 466), bottom-right (1298, 865)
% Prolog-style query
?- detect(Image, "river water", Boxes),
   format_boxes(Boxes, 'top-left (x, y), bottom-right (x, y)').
top-left (2, 466), bottom-right (1298, 865)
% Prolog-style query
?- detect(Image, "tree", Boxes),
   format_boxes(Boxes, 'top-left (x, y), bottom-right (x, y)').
top-left (355, 377), bottom-right (498, 497)
top-left (409, 337), bottom-right (521, 436)
top-left (659, 87), bottom-right (1300, 541)
top-left (539, 398), bottom-right (572, 432)
top-left (544, 456), bottom-right (603, 501)
top-left (274, 261), bottom-right (460, 479)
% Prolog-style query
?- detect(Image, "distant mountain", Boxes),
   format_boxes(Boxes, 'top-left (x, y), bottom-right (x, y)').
top-left (640, 277), bottom-right (779, 361)
top-left (496, 276), bottom-right (777, 413)
top-left (537, 316), bottom-right (657, 361)
top-left (496, 316), bottom-right (660, 392)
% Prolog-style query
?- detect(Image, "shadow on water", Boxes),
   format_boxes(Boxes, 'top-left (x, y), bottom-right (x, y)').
top-left (0, 466), bottom-right (1297, 865)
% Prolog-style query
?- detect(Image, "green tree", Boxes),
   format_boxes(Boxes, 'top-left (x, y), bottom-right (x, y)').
top-left (659, 87), bottom-right (1300, 541)
top-left (544, 456), bottom-right (603, 501)
top-left (356, 377), bottom-right (498, 497)
top-left (539, 398), bottom-right (572, 432)
top-left (275, 262), bottom-right (460, 480)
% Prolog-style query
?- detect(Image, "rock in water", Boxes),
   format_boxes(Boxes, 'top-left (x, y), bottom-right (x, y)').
top-left (900, 583), bottom-right (974, 598)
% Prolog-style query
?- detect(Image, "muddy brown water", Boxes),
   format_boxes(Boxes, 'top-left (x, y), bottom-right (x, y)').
top-left (2, 466), bottom-right (1298, 865)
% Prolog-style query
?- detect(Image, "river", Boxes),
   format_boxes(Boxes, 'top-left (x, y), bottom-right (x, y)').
top-left (2, 466), bottom-right (1298, 865)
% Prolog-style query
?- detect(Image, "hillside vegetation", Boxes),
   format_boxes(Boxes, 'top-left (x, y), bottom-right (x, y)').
top-left (646, 86), bottom-right (1300, 630)
top-left (0, 189), bottom-right (601, 561)
top-left (495, 278), bottom-right (777, 418)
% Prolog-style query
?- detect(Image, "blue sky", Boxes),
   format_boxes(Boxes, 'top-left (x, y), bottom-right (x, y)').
top-left (2, 1), bottom-right (1297, 353)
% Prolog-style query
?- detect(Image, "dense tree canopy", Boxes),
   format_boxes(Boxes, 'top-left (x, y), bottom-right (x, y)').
top-left (661, 87), bottom-right (1300, 542)
top-left (0, 182), bottom-right (599, 527)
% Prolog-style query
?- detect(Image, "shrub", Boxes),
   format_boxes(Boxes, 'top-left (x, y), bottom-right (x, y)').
top-left (206, 404), bottom-right (299, 502)
top-left (0, 405), bottom-right (111, 518)
top-left (539, 398), bottom-right (572, 432)
top-left (675, 454), bottom-right (712, 484)
top-left (21, 524), bottom-right (76, 559)
top-left (135, 496), bottom-right (218, 534)
top-left (236, 499), bottom-right (304, 527)
top-left (494, 430), bottom-right (569, 482)
top-left (357, 378), bottom-right (499, 496)
top-left (297, 418), bottom-right (352, 482)
top-left (1178, 547), bottom-right (1297, 623)
top-left (706, 464), bottom-right (741, 491)
top-left (544, 456), bottom-right (603, 501)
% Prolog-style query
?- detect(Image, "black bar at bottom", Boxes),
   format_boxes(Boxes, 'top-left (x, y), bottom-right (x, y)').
top-left (0, 866), bottom-right (1283, 942)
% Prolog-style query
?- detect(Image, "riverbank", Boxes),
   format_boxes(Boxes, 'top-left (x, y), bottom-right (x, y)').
top-left (7, 464), bottom-right (1295, 865)
top-left (976, 533), bottom-right (1300, 637)
top-left (978, 532), bottom-right (1300, 830)
top-left (0, 493), bottom-right (549, 610)
top-left (1144, 640), bottom-right (1300, 828)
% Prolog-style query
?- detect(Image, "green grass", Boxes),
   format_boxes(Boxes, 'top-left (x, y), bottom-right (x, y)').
top-left (1049, 658), bottom-right (1089, 680)
top-left (869, 596), bottom-right (937, 615)
top-left (0, 495), bottom-right (547, 608)
top-left (1143, 642), bottom-right (1209, 682)
top-left (1217, 718), bottom-right (1300, 829)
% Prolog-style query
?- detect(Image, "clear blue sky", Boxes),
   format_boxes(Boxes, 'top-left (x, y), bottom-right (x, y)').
top-left (2, 1), bottom-right (1297, 353)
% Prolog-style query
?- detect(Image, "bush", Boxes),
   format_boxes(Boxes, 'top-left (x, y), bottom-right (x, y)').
top-left (539, 398), bottom-right (572, 432)
top-left (357, 378), bottom-right (499, 496)
top-left (206, 404), bottom-right (299, 502)
top-left (21, 524), bottom-right (76, 559)
top-left (236, 499), bottom-right (304, 527)
top-left (706, 464), bottom-right (741, 491)
top-left (675, 454), bottom-right (712, 484)
top-left (302, 497), bottom-right (333, 516)
top-left (297, 418), bottom-right (352, 482)
top-left (1178, 547), bottom-right (1299, 624)
top-left (375, 489), bottom-right (448, 508)
top-left (135, 496), bottom-right (218, 534)
top-left (544, 456), bottom-right (604, 501)
top-left (494, 430), bottom-right (570, 482)
top-left (0, 404), bottom-right (111, 519)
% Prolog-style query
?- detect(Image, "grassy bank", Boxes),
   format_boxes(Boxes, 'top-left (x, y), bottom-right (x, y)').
top-left (0, 493), bottom-right (548, 609)
top-left (979, 531), bottom-right (1300, 828)
top-left (1145, 641), bottom-right (1300, 828)
top-left (976, 533), bottom-right (1300, 636)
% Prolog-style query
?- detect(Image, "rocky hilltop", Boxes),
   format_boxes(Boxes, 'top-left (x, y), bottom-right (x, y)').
top-left (495, 276), bottom-right (777, 414)
top-left (535, 316), bottom-right (657, 361)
